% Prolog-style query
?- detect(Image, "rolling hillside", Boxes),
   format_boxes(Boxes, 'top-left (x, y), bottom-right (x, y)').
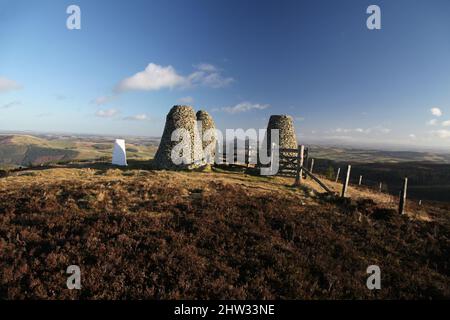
top-left (308, 145), bottom-right (450, 164)
top-left (1, 133), bottom-right (449, 202)
top-left (0, 134), bottom-right (157, 169)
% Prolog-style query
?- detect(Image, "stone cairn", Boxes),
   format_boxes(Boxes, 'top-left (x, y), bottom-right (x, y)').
top-left (196, 110), bottom-right (217, 164)
top-left (265, 115), bottom-right (298, 156)
top-left (154, 105), bottom-right (205, 169)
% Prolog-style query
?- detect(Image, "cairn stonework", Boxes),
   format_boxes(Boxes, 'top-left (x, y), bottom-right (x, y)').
top-left (154, 105), bottom-right (204, 169)
top-left (265, 115), bottom-right (298, 152)
top-left (196, 110), bottom-right (217, 164)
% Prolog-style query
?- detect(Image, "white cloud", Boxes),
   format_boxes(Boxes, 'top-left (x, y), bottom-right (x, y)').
top-left (409, 134), bottom-right (416, 139)
top-left (1, 101), bottom-right (21, 109)
top-left (442, 120), bottom-right (450, 127)
top-left (95, 108), bottom-right (119, 118)
top-left (188, 70), bottom-right (234, 88)
top-left (177, 96), bottom-right (194, 104)
top-left (335, 128), bottom-right (364, 134)
top-left (431, 107), bottom-right (442, 117)
top-left (431, 129), bottom-right (450, 139)
top-left (220, 102), bottom-right (270, 114)
top-left (334, 126), bottom-right (391, 135)
top-left (194, 63), bottom-right (218, 72)
top-left (0, 76), bottom-right (22, 93)
top-left (116, 63), bottom-right (185, 92)
top-left (92, 95), bottom-right (116, 106)
top-left (427, 119), bottom-right (438, 126)
top-left (323, 135), bottom-right (354, 141)
top-left (123, 114), bottom-right (149, 121)
top-left (115, 63), bottom-right (233, 92)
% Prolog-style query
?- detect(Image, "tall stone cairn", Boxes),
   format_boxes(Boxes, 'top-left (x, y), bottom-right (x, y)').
top-left (154, 105), bottom-right (204, 169)
top-left (265, 115), bottom-right (298, 154)
top-left (196, 110), bottom-right (217, 164)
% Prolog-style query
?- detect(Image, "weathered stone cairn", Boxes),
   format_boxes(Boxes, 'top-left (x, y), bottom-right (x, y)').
top-left (265, 115), bottom-right (298, 153)
top-left (196, 110), bottom-right (217, 164)
top-left (154, 105), bottom-right (204, 169)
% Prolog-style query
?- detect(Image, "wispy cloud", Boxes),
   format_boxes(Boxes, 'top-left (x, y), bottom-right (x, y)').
top-left (0, 76), bottom-right (22, 93)
top-left (431, 129), bottom-right (450, 139)
top-left (123, 114), bottom-right (149, 121)
top-left (194, 63), bottom-right (218, 72)
top-left (218, 102), bottom-right (270, 114)
top-left (431, 107), bottom-right (442, 117)
top-left (187, 63), bottom-right (233, 88)
top-left (427, 119), bottom-right (438, 126)
top-left (1, 100), bottom-right (21, 109)
top-left (333, 126), bottom-right (391, 135)
top-left (115, 62), bottom-right (233, 92)
top-left (92, 95), bottom-right (117, 106)
top-left (95, 108), bottom-right (119, 118)
top-left (177, 96), bottom-right (194, 104)
top-left (441, 120), bottom-right (450, 127)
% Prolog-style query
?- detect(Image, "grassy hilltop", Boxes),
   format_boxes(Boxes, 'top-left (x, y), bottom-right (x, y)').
top-left (0, 161), bottom-right (448, 299)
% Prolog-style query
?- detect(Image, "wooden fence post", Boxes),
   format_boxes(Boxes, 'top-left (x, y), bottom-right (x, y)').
top-left (358, 175), bottom-right (362, 186)
top-left (294, 145), bottom-right (304, 186)
top-left (399, 177), bottom-right (408, 215)
top-left (335, 167), bottom-right (341, 183)
top-left (341, 165), bottom-right (351, 197)
top-left (310, 158), bottom-right (315, 174)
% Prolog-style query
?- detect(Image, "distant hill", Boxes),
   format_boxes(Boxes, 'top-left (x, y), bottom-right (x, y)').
top-left (308, 145), bottom-right (450, 163)
top-left (0, 134), bottom-right (158, 169)
top-left (1, 134), bottom-right (449, 202)
top-left (0, 134), bottom-right (50, 146)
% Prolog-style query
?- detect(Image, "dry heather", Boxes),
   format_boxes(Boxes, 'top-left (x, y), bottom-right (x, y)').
top-left (0, 165), bottom-right (449, 299)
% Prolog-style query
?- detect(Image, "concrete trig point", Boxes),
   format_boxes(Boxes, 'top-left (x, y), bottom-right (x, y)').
top-left (112, 139), bottom-right (128, 166)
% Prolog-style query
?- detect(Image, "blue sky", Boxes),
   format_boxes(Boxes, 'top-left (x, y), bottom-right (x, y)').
top-left (0, 0), bottom-right (450, 150)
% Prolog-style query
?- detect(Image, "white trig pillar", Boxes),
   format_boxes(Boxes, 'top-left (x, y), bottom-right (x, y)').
top-left (112, 139), bottom-right (127, 166)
